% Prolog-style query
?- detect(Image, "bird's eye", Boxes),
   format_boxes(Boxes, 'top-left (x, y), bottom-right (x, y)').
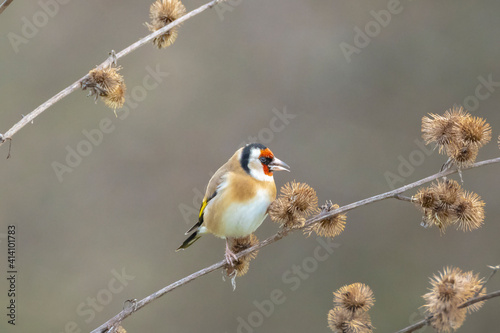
top-left (259, 156), bottom-right (272, 165)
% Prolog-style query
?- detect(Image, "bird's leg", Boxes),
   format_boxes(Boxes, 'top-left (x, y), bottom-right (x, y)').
top-left (225, 238), bottom-right (238, 267)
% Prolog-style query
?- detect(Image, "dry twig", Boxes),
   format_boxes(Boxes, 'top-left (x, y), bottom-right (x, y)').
top-left (0, 0), bottom-right (223, 148)
top-left (90, 156), bottom-right (500, 333)
top-left (0, 0), bottom-right (14, 15)
top-left (394, 290), bottom-right (500, 333)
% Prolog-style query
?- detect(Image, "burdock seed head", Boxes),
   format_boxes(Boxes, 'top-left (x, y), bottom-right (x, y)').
top-left (304, 201), bottom-right (346, 238)
top-left (225, 234), bottom-right (259, 277)
top-left (327, 307), bottom-right (373, 333)
top-left (423, 267), bottom-right (485, 332)
top-left (269, 181), bottom-right (319, 229)
top-left (81, 66), bottom-right (126, 110)
top-left (333, 283), bottom-right (375, 313)
top-left (146, 0), bottom-right (187, 49)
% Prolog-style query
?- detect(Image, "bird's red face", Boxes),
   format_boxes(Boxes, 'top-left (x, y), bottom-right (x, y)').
top-left (241, 143), bottom-right (290, 181)
top-left (259, 148), bottom-right (274, 176)
top-left (258, 148), bottom-right (290, 176)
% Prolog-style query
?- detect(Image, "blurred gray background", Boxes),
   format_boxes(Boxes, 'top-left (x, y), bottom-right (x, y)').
top-left (1, 0), bottom-right (500, 332)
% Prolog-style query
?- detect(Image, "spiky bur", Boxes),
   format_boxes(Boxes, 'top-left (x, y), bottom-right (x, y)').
top-left (413, 179), bottom-right (485, 233)
top-left (146, 0), bottom-right (186, 49)
top-left (104, 85), bottom-right (126, 111)
top-left (304, 201), bottom-right (346, 238)
top-left (423, 267), bottom-right (485, 332)
top-left (446, 143), bottom-right (478, 168)
top-left (328, 307), bottom-right (373, 333)
top-left (333, 283), bottom-right (375, 313)
top-left (225, 234), bottom-right (259, 277)
top-left (452, 191), bottom-right (485, 231)
top-left (328, 283), bottom-right (374, 333)
top-left (422, 111), bottom-right (462, 153)
top-left (268, 181), bottom-right (319, 229)
top-left (421, 106), bottom-right (491, 169)
top-left (81, 66), bottom-right (126, 111)
top-left (454, 115), bottom-right (492, 149)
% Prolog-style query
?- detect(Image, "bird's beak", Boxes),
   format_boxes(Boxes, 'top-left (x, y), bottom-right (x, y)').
top-left (269, 157), bottom-right (290, 172)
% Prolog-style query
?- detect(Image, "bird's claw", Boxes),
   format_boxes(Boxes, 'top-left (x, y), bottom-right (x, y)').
top-left (225, 250), bottom-right (238, 267)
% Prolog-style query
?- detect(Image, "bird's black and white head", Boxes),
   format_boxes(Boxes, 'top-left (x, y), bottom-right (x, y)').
top-left (240, 143), bottom-right (290, 182)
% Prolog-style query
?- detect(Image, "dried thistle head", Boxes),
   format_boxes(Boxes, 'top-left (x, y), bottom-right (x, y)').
top-left (430, 310), bottom-right (466, 333)
top-left (225, 234), bottom-right (259, 277)
top-left (423, 267), bottom-right (467, 331)
top-left (81, 66), bottom-right (126, 110)
top-left (104, 84), bottom-right (126, 110)
top-left (268, 197), bottom-right (305, 229)
top-left (446, 143), bottom-right (478, 168)
top-left (422, 106), bottom-right (491, 170)
top-left (333, 283), bottom-right (375, 313)
top-left (269, 181), bottom-right (319, 229)
top-left (146, 0), bottom-right (187, 49)
top-left (460, 270), bottom-right (486, 313)
top-left (434, 179), bottom-right (462, 209)
top-left (415, 180), bottom-right (462, 232)
top-left (281, 181), bottom-right (319, 215)
top-left (304, 201), bottom-right (346, 238)
top-left (421, 113), bottom-right (453, 152)
top-left (421, 207), bottom-right (455, 233)
top-left (423, 267), bottom-right (485, 332)
top-left (414, 180), bottom-right (484, 233)
top-left (413, 187), bottom-right (437, 209)
top-left (452, 191), bottom-right (485, 232)
top-left (421, 107), bottom-right (468, 153)
top-left (454, 115), bottom-right (492, 148)
top-left (328, 307), bottom-right (373, 333)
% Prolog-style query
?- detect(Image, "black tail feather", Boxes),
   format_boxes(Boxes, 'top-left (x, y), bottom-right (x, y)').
top-left (176, 231), bottom-right (202, 251)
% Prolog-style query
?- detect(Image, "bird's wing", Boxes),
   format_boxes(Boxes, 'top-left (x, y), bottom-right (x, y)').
top-left (184, 162), bottom-right (232, 235)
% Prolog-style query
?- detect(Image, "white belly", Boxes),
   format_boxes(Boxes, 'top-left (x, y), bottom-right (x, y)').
top-left (220, 189), bottom-right (271, 238)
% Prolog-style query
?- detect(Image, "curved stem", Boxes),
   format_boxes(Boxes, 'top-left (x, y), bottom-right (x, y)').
top-left (0, 0), bottom-right (222, 147)
top-left (0, 0), bottom-right (14, 15)
top-left (90, 156), bottom-right (500, 332)
top-left (394, 290), bottom-right (500, 333)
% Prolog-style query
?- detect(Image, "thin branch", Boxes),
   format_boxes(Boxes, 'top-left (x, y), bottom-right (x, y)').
top-left (0, 0), bottom-right (14, 15)
top-left (90, 157), bottom-right (500, 332)
top-left (459, 289), bottom-right (500, 309)
top-left (0, 0), bottom-right (223, 148)
top-left (394, 194), bottom-right (413, 202)
top-left (394, 290), bottom-right (500, 333)
top-left (474, 265), bottom-right (499, 298)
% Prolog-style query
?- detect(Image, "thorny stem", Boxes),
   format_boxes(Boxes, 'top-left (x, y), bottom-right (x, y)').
top-left (90, 156), bottom-right (500, 332)
top-left (0, 0), bottom-right (224, 148)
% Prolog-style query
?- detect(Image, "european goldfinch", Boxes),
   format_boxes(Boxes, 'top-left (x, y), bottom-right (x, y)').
top-left (177, 143), bottom-right (290, 265)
